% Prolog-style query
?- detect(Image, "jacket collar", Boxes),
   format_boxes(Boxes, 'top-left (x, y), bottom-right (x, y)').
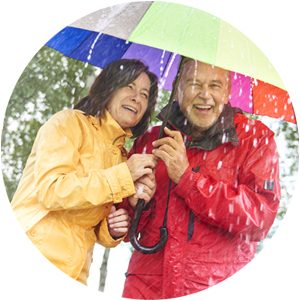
top-left (77, 109), bottom-right (132, 148)
top-left (157, 102), bottom-right (241, 150)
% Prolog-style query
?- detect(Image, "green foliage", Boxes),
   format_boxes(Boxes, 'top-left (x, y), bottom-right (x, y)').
top-left (1, 46), bottom-right (97, 200)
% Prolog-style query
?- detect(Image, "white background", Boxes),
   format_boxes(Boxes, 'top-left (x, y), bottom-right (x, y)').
top-left (0, 0), bottom-right (299, 299)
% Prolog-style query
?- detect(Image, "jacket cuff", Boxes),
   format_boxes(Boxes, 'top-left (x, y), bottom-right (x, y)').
top-left (96, 218), bottom-right (125, 248)
top-left (103, 162), bottom-right (136, 204)
top-left (173, 166), bottom-right (200, 198)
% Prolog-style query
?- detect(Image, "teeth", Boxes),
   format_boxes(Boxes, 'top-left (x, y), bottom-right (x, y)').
top-left (194, 105), bottom-right (212, 109)
top-left (123, 105), bottom-right (137, 113)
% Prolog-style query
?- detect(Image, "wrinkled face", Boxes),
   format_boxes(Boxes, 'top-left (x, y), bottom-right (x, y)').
top-left (176, 60), bottom-right (230, 132)
top-left (107, 72), bottom-right (150, 130)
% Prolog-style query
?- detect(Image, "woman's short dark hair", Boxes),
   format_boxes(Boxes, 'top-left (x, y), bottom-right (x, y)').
top-left (74, 59), bottom-right (158, 138)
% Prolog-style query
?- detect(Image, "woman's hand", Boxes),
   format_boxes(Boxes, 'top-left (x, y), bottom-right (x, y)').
top-left (107, 206), bottom-right (131, 239)
top-left (128, 173), bottom-right (156, 208)
top-left (126, 154), bottom-right (157, 182)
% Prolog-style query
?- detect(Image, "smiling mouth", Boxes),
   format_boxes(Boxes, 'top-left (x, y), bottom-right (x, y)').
top-left (122, 105), bottom-right (138, 114)
top-left (193, 104), bottom-right (213, 112)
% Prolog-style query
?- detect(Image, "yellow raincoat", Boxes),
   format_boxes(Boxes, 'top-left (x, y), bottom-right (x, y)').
top-left (11, 109), bottom-right (136, 283)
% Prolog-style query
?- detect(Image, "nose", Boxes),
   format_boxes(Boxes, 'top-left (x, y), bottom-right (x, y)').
top-left (197, 85), bottom-right (210, 99)
top-left (130, 90), bottom-right (142, 103)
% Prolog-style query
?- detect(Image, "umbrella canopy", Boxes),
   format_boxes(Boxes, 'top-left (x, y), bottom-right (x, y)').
top-left (45, 1), bottom-right (296, 124)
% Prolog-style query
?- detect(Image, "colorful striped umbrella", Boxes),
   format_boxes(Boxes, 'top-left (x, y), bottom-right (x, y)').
top-left (46, 1), bottom-right (296, 123)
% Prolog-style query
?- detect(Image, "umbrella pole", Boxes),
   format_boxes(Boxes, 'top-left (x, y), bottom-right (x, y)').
top-left (129, 56), bottom-right (185, 254)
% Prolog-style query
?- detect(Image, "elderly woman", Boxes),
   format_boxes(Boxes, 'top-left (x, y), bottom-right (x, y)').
top-left (11, 59), bottom-right (158, 284)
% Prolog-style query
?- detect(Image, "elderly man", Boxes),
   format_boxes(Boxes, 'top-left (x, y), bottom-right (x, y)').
top-left (122, 59), bottom-right (280, 299)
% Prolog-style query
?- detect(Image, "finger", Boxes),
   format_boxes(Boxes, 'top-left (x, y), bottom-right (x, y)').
top-left (108, 208), bottom-right (128, 219)
top-left (111, 227), bottom-right (128, 234)
top-left (140, 167), bottom-right (153, 178)
top-left (152, 148), bottom-right (172, 162)
top-left (136, 184), bottom-right (152, 197)
top-left (157, 144), bottom-right (178, 157)
top-left (109, 220), bottom-right (130, 229)
top-left (136, 176), bottom-right (155, 190)
top-left (138, 192), bottom-right (152, 202)
top-left (139, 157), bottom-right (156, 169)
top-left (108, 215), bottom-right (130, 226)
top-left (152, 137), bottom-right (178, 150)
top-left (109, 205), bottom-right (116, 214)
top-left (164, 127), bottom-right (184, 143)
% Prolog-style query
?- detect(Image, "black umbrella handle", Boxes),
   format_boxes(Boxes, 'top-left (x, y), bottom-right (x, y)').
top-left (129, 199), bottom-right (168, 254)
top-left (129, 56), bottom-right (185, 254)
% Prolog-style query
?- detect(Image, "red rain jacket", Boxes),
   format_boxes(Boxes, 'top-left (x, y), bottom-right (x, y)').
top-left (123, 108), bottom-right (280, 299)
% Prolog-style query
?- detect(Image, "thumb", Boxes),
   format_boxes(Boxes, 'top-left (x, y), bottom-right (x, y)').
top-left (109, 205), bottom-right (116, 214)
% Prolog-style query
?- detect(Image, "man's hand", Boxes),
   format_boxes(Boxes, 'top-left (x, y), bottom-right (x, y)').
top-left (107, 206), bottom-right (130, 239)
top-left (152, 127), bottom-right (189, 184)
top-left (128, 173), bottom-right (156, 208)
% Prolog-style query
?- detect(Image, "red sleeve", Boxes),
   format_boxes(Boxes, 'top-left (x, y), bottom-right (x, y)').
top-left (174, 129), bottom-right (280, 242)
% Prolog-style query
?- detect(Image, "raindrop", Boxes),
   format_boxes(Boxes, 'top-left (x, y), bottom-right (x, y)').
top-left (208, 208), bottom-right (215, 218)
top-left (217, 160), bottom-right (223, 170)
top-left (253, 138), bottom-right (258, 148)
top-left (183, 135), bottom-right (188, 144)
top-left (222, 133), bottom-right (227, 143)
top-left (234, 72), bottom-right (238, 80)
top-left (136, 184), bottom-right (144, 197)
top-left (245, 124), bottom-right (250, 132)
top-left (245, 234), bottom-right (250, 244)
top-left (260, 203), bottom-right (264, 211)
top-left (245, 216), bottom-right (250, 226)
top-left (142, 146), bottom-right (147, 154)
top-left (228, 203), bottom-right (234, 214)
top-left (236, 216), bottom-right (240, 225)
top-left (203, 152), bottom-right (207, 160)
top-left (238, 88), bottom-right (243, 97)
top-left (209, 185), bottom-right (213, 193)
top-left (265, 137), bottom-right (269, 145)
top-left (208, 277), bottom-right (215, 286)
top-left (229, 223), bottom-right (233, 232)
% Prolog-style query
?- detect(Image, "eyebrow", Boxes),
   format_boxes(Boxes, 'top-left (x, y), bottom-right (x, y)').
top-left (185, 79), bottom-right (224, 85)
top-left (130, 82), bottom-right (150, 91)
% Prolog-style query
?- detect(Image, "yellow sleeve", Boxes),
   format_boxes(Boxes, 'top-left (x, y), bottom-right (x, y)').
top-left (33, 110), bottom-right (135, 210)
top-left (95, 218), bottom-right (124, 247)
